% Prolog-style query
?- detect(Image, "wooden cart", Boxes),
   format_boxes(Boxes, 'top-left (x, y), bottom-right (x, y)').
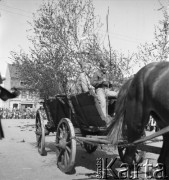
top-left (35, 91), bottom-right (162, 173)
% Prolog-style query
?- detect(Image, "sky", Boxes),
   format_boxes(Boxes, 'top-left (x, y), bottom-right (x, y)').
top-left (0, 0), bottom-right (168, 77)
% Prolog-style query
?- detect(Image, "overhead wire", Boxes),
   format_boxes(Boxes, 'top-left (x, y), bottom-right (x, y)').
top-left (0, 3), bottom-right (32, 14)
top-left (0, 1), bottom-right (35, 19)
top-left (0, 8), bottom-right (32, 19)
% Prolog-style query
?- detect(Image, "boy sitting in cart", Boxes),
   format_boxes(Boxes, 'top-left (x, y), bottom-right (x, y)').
top-left (91, 61), bottom-right (118, 126)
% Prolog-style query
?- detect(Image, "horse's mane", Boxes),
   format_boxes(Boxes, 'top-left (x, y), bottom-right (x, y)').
top-left (108, 78), bottom-right (133, 146)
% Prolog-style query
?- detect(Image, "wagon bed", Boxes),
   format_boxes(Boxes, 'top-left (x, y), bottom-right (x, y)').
top-left (43, 92), bottom-right (111, 133)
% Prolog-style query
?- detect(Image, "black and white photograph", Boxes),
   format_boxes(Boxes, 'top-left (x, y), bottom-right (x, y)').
top-left (0, 0), bottom-right (168, 179)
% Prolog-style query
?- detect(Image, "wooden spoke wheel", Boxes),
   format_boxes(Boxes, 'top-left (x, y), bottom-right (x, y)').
top-left (56, 118), bottom-right (76, 173)
top-left (35, 110), bottom-right (47, 156)
top-left (83, 143), bottom-right (98, 153)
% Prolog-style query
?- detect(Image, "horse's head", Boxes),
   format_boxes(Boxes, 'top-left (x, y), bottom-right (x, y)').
top-left (118, 76), bottom-right (145, 166)
top-left (119, 109), bottom-right (146, 166)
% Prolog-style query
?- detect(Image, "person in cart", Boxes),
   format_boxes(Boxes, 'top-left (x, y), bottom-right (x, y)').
top-left (76, 61), bottom-right (94, 93)
top-left (91, 61), bottom-right (118, 125)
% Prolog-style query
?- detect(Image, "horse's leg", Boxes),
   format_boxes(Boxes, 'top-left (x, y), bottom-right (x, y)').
top-left (158, 133), bottom-right (169, 179)
top-left (124, 98), bottom-right (149, 164)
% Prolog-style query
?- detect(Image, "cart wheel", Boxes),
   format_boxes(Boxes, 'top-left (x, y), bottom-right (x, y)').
top-left (56, 118), bottom-right (76, 173)
top-left (83, 143), bottom-right (98, 153)
top-left (35, 110), bottom-right (47, 156)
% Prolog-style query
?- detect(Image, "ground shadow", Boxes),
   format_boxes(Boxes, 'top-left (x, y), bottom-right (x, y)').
top-left (31, 139), bottom-right (123, 179)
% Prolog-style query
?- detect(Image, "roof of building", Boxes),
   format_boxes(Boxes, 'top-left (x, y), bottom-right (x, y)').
top-left (8, 64), bottom-right (21, 79)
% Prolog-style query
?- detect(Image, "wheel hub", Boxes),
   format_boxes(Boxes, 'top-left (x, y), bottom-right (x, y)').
top-left (59, 138), bottom-right (67, 149)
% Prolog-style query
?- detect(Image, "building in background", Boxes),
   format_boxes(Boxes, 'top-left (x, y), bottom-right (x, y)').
top-left (3, 63), bottom-right (41, 110)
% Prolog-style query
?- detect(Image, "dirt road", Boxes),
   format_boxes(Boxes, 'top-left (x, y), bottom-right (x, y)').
top-left (0, 119), bottom-right (161, 180)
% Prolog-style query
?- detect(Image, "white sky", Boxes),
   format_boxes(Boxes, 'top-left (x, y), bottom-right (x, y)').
top-left (0, 0), bottom-right (168, 76)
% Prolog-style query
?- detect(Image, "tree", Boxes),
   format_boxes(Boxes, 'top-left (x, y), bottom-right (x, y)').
top-left (11, 0), bottom-right (104, 97)
top-left (136, 10), bottom-right (169, 66)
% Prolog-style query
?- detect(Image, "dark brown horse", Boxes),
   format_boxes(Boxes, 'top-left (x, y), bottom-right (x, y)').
top-left (108, 61), bottom-right (169, 178)
top-left (0, 86), bottom-right (20, 139)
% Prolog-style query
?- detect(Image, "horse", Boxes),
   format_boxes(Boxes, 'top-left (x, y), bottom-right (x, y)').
top-left (108, 61), bottom-right (169, 178)
top-left (0, 86), bottom-right (20, 139)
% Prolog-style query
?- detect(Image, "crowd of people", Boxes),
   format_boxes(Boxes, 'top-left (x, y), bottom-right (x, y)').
top-left (0, 108), bottom-right (36, 119)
